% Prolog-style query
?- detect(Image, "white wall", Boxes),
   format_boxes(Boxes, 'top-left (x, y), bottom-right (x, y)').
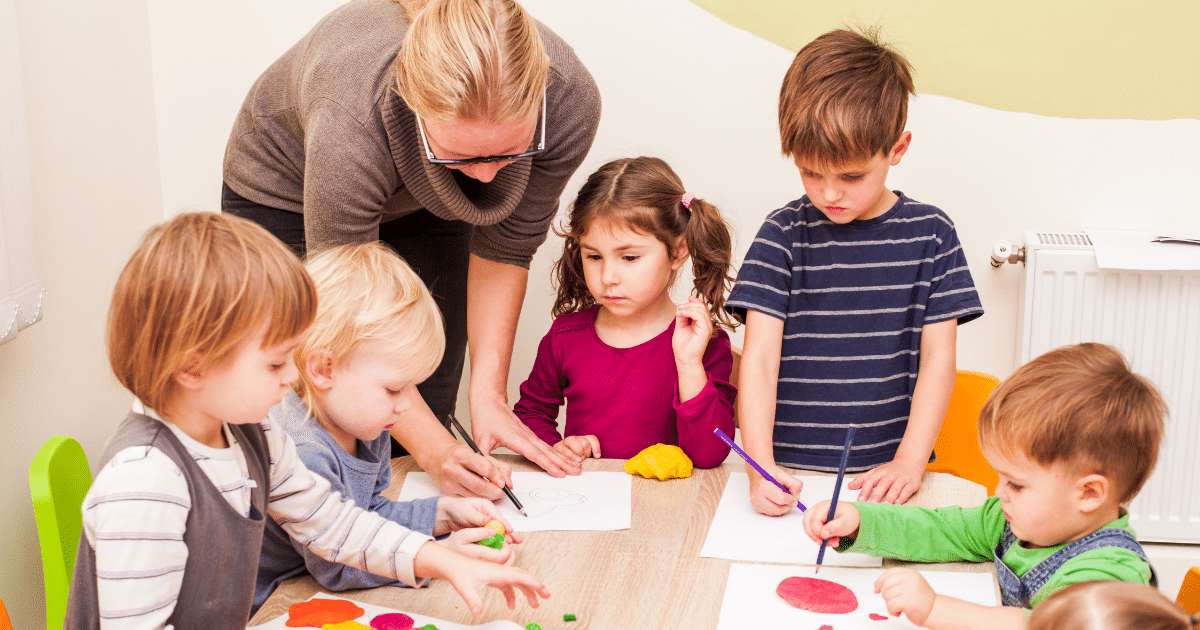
top-left (3, 1), bottom-right (1196, 627)
top-left (2, 0), bottom-right (164, 627)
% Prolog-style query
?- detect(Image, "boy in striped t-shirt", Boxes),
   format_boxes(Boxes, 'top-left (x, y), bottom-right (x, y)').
top-left (729, 28), bottom-right (983, 515)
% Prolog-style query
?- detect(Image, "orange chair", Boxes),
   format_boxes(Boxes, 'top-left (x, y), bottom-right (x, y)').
top-left (1177, 566), bottom-right (1200, 615)
top-left (926, 370), bottom-right (1001, 495)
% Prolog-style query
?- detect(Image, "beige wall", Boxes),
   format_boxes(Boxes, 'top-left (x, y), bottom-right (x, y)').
top-left (691, 0), bottom-right (1200, 120)
top-left (1, 0), bottom-right (163, 627)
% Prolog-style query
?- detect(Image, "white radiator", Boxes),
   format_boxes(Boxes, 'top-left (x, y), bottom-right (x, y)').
top-left (1016, 231), bottom-right (1200, 544)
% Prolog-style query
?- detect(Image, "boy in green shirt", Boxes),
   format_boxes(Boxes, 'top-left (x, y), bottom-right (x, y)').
top-left (803, 342), bottom-right (1166, 629)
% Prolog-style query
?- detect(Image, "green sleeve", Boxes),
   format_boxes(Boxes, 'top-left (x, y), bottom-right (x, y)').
top-left (1031, 547), bottom-right (1152, 606)
top-left (840, 497), bottom-right (1007, 563)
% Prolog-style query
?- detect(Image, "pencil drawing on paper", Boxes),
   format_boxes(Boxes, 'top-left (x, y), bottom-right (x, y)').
top-left (515, 487), bottom-right (587, 518)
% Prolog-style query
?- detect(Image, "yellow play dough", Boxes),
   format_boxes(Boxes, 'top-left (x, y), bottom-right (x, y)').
top-left (322, 621), bottom-right (371, 630)
top-left (483, 519), bottom-right (506, 536)
top-left (624, 444), bottom-right (693, 480)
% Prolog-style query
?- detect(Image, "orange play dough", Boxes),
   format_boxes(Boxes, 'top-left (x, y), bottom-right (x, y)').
top-left (285, 598), bottom-right (365, 627)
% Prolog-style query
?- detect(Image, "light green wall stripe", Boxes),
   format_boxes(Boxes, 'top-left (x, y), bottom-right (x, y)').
top-left (689, 0), bottom-right (1199, 121)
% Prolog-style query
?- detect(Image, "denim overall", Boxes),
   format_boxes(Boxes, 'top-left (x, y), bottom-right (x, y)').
top-left (993, 522), bottom-right (1157, 608)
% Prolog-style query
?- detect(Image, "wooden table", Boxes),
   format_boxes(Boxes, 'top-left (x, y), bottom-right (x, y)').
top-left (250, 456), bottom-right (995, 629)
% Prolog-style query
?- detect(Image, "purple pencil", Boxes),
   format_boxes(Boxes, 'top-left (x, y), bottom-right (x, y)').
top-left (714, 428), bottom-right (807, 512)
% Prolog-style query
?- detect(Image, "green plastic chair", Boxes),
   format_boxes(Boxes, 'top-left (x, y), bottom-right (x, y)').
top-left (29, 436), bottom-right (92, 630)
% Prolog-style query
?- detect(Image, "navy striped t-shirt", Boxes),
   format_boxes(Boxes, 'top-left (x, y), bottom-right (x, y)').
top-left (727, 192), bottom-right (983, 472)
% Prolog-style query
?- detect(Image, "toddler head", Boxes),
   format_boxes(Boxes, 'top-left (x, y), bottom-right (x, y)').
top-left (978, 343), bottom-right (1167, 546)
top-left (293, 242), bottom-right (445, 444)
top-left (552, 156), bottom-right (736, 329)
top-left (1028, 580), bottom-right (1195, 630)
top-left (779, 27), bottom-right (914, 169)
top-left (107, 212), bottom-right (316, 420)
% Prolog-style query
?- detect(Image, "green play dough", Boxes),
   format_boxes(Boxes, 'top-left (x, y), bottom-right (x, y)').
top-left (475, 532), bottom-right (504, 550)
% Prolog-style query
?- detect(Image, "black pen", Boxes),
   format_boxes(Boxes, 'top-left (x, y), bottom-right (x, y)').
top-left (446, 414), bottom-right (527, 517)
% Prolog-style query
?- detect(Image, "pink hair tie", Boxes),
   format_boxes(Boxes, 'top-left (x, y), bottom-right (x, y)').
top-left (681, 193), bottom-right (696, 209)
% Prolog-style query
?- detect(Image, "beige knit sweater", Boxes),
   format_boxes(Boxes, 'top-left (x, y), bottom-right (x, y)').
top-left (222, 0), bottom-right (601, 267)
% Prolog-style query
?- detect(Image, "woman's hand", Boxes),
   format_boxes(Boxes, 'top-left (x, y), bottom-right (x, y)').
top-left (428, 444), bottom-right (513, 501)
top-left (471, 398), bottom-right (582, 477)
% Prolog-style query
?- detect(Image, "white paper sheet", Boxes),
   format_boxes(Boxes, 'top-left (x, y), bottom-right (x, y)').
top-left (716, 564), bottom-right (997, 630)
top-left (700, 472), bottom-right (882, 567)
top-left (398, 471), bottom-right (632, 531)
top-left (1084, 229), bottom-right (1200, 270)
top-left (249, 595), bottom-right (524, 629)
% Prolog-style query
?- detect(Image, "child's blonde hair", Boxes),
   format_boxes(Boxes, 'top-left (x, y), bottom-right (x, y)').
top-left (107, 212), bottom-right (316, 419)
top-left (779, 27), bottom-right (914, 168)
top-left (293, 242), bottom-right (445, 426)
top-left (1028, 580), bottom-right (1196, 630)
top-left (551, 156), bottom-right (737, 331)
top-left (394, 0), bottom-right (547, 124)
top-left (978, 343), bottom-right (1168, 504)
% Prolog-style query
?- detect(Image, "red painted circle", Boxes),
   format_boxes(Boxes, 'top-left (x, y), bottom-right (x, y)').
top-left (370, 612), bottom-right (415, 630)
top-left (775, 576), bottom-right (859, 614)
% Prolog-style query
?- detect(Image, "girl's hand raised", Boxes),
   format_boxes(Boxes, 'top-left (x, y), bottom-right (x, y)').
top-left (672, 296), bottom-right (713, 403)
top-left (672, 296), bottom-right (713, 367)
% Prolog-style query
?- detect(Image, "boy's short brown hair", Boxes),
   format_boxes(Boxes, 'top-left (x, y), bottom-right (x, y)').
top-left (779, 28), bottom-right (915, 167)
top-left (978, 343), bottom-right (1168, 504)
top-left (107, 212), bottom-right (316, 419)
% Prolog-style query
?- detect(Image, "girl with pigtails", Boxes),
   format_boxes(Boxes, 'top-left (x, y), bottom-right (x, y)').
top-left (513, 156), bottom-right (739, 469)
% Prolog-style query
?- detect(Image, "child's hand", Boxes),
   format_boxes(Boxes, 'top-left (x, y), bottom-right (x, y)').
top-left (802, 500), bottom-right (860, 547)
top-left (553, 435), bottom-right (601, 461)
top-left (747, 463), bottom-right (803, 516)
top-left (438, 527), bottom-right (516, 566)
top-left (849, 458), bottom-right (924, 504)
top-left (671, 296), bottom-right (714, 368)
top-left (414, 541), bottom-right (550, 617)
top-left (874, 568), bottom-right (936, 626)
top-left (433, 497), bottom-right (521, 541)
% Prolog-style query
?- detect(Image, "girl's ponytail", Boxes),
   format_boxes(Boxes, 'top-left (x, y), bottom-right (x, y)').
top-left (680, 196), bottom-right (737, 331)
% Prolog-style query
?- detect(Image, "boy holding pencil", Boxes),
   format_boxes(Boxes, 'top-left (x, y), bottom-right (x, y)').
top-left (728, 27), bottom-right (983, 513)
top-left (803, 343), bottom-right (1166, 629)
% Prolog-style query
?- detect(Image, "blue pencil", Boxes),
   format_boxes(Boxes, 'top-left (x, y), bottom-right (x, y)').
top-left (714, 428), bottom-right (806, 512)
top-left (815, 425), bottom-right (856, 572)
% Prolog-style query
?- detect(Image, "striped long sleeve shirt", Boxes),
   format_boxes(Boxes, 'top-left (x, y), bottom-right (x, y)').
top-left (80, 402), bottom-right (431, 630)
top-left (727, 192), bottom-right (983, 472)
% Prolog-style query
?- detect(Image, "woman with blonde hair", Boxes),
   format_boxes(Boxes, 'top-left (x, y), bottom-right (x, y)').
top-left (222, 0), bottom-right (599, 494)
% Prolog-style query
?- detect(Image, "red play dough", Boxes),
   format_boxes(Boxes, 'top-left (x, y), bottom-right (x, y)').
top-left (775, 576), bottom-right (859, 614)
top-left (869, 613), bottom-right (889, 620)
top-left (818, 626), bottom-right (834, 630)
top-left (369, 612), bottom-right (415, 630)
top-left (285, 598), bottom-right (365, 627)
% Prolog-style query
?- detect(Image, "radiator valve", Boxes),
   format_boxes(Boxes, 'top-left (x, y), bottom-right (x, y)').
top-left (990, 240), bottom-right (1025, 268)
